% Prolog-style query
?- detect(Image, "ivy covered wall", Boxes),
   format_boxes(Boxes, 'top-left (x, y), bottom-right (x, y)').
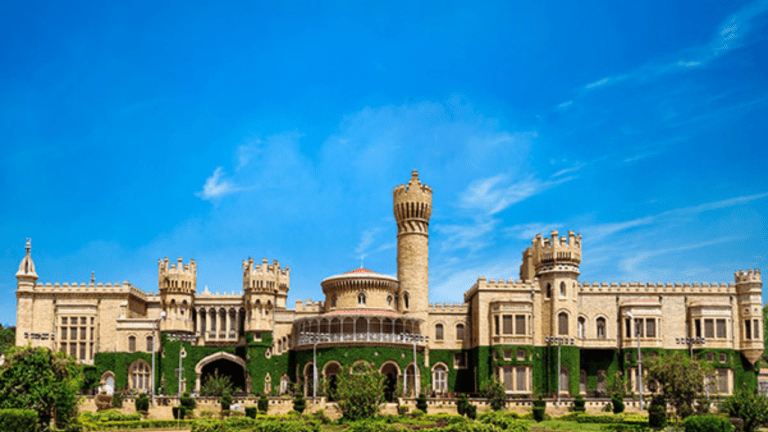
top-left (93, 352), bottom-right (153, 391)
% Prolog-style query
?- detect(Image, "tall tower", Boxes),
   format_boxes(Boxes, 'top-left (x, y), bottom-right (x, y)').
top-left (393, 170), bottom-right (432, 322)
top-left (735, 269), bottom-right (763, 365)
top-left (243, 257), bottom-right (290, 333)
top-left (528, 230), bottom-right (582, 339)
top-left (158, 257), bottom-right (197, 333)
top-left (15, 239), bottom-right (38, 346)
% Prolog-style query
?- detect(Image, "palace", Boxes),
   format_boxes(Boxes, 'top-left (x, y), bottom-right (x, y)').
top-left (14, 171), bottom-right (764, 399)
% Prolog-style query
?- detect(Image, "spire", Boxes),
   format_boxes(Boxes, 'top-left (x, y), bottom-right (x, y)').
top-left (16, 238), bottom-right (38, 281)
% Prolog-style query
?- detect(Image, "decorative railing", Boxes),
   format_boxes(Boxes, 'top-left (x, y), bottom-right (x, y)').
top-left (296, 331), bottom-right (428, 347)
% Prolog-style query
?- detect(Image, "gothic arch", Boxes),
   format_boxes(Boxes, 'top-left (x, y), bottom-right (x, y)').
top-left (195, 352), bottom-right (248, 393)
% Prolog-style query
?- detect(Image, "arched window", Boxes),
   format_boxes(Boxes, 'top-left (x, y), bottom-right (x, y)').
top-left (577, 317), bottom-right (585, 339)
top-left (146, 336), bottom-right (154, 352)
top-left (560, 282), bottom-right (566, 297)
top-left (128, 360), bottom-right (151, 391)
top-left (546, 283), bottom-right (552, 298)
top-left (433, 364), bottom-right (448, 393)
top-left (456, 324), bottom-right (465, 341)
top-left (435, 324), bottom-right (444, 341)
top-left (280, 375), bottom-right (290, 395)
top-left (357, 292), bottom-right (366, 306)
top-left (558, 312), bottom-right (568, 335)
top-left (596, 317), bottom-right (606, 339)
top-left (404, 293), bottom-right (410, 309)
top-left (128, 336), bottom-right (136, 353)
top-left (387, 295), bottom-right (392, 306)
top-left (332, 296), bottom-right (337, 308)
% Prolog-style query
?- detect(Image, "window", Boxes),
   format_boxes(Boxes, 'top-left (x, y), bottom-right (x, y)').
top-left (70, 327), bottom-right (77, 340)
top-left (695, 319), bottom-right (702, 338)
top-left (61, 327), bottom-right (67, 340)
top-left (80, 327), bottom-right (86, 340)
top-left (625, 318), bottom-right (632, 338)
top-left (502, 315), bottom-right (513, 334)
top-left (456, 324), bottom-right (465, 341)
top-left (128, 336), bottom-right (136, 353)
top-left (754, 319), bottom-right (760, 339)
top-left (494, 316), bottom-right (500, 335)
top-left (516, 367), bottom-right (527, 391)
top-left (147, 336), bottom-right (154, 352)
top-left (60, 343), bottom-right (66, 353)
top-left (704, 319), bottom-right (715, 339)
top-left (719, 353), bottom-right (728, 363)
top-left (454, 353), bottom-right (467, 369)
top-left (577, 317), bottom-right (585, 339)
top-left (634, 319), bottom-right (644, 338)
top-left (596, 317), bottom-right (606, 339)
top-left (558, 312), bottom-right (568, 335)
top-left (716, 319), bottom-right (727, 338)
top-left (387, 296), bottom-right (392, 307)
top-left (646, 319), bottom-right (656, 338)
top-left (546, 284), bottom-right (552, 298)
top-left (580, 370), bottom-right (587, 394)
top-left (625, 352), bottom-right (632, 362)
top-left (332, 296), bottom-right (337, 308)
top-left (433, 365), bottom-right (448, 393)
top-left (357, 293), bottom-right (366, 306)
top-left (80, 343), bottom-right (86, 360)
top-left (745, 320), bottom-right (752, 339)
top-left (503, 350), bottom-right (512, 360)
top-left (404, 293), bottom-right (409, 309)
top-left (70, 343), bottom-right (76, 357)
top-left (718, 369), bottom-right (730, 394)
top-left (707, 352), bottom-right (715, 362)
top-left (493, 350), bottom-right (498, 361)
top-left (560, 282), bottom-right (566, 297)
top-left (515, 315), bottom-right (526, 335)
top-left (559, 367), bottom-right (570, 393)
top-left (61, 317), bottom-right (67, 325)
top-left (129, 360), bottom-right (151, 391)
top-left (81, 317), bottom-right (87, 325)
top-left (503, 366), bottom-right (515, 391)
top-left (435, 324), bottom-right (444, 341)
top-left (517, 349), bottom-right (526, 361)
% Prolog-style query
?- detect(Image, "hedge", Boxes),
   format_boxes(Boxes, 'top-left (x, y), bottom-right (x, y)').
top-left (81, 419), bottom-right (195, 431)
top-left (683, 415), bottom-right (734, 432)
top-left (0, 409), bottom-right (37, 432)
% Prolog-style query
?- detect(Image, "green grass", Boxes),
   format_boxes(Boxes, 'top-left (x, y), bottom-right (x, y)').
top-left (528, 420), bottom-right (612, 432)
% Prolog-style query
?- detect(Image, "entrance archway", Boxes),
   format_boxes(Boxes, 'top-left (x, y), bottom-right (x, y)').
top-left (195, 352), bottom-right (248, 395)
top-left (380, 362), bottom-right (400, 402)
top-left (323, 362), bottom-right (341, 401)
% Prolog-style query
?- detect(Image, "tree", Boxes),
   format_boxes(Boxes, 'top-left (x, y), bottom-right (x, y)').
top-left (720, 388), bottom-right (768, 432)
top-left (200, 371), bottom-right (233, 397)
top-left (479, 376), bottom-right (506, 411)
top-left (0, 325), bottom-right (14, 356)
top-left (333, 362), bottom-right (385, 420)
top-left (0, 345), bottom-right (83, 431)
top-left (645, 351), bottom-right (714, 420)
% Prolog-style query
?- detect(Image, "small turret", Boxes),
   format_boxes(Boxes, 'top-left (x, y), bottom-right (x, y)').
top-left (158, 257), bottom-right (197, 333)
top-left (529, 230), bottom-right (582, 276)
top-left (15, 238), bottom-right (38, 284)
top-left (243, 258), bottom-right (290, 333)
top-left (735, 269), bottom-right (763, 365)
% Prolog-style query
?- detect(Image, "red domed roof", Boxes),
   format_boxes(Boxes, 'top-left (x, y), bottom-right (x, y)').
top-left (344, 267), bottom-right (377, 275)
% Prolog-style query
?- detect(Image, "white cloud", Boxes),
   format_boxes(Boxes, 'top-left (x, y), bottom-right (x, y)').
top-left (195, 167), bottom-right (238, 200)
top-left (459, 174), bottom-right (575, 216)
top-left (503, 222), bottom-right (564, 241)
top-left (558, 100), bottom-right (573, 109)
top-left (434, 219), bottom-right (498, 253)
top-left (618, 236), bottom-right (739, 277)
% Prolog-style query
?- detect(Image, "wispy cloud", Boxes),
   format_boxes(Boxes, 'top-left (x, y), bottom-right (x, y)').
top-left (434, 219), bottom-right (498, 253)
top-left (580, 0), bottom-right (768, 91)
top-left (503, 222), bottom-right (564, 241)
top-left (459, 174), bottom-right (575, 216)
top-left (618, 236), bottom-right (740, 277)
top-left (195, 167), bottom-right (239, 200)
top-left (355, 227), bottom-right (389, 262)
top-left (557, 100), bottom-right (573, 109)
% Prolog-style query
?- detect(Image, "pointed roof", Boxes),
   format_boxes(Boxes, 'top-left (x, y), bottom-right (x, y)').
top-left (16, 238), bottom-right (38, 281)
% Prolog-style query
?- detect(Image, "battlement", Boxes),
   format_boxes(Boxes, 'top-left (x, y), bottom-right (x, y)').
top-left (578, 280), bottom-right (736, 294)
top-left (243, 258), bottom-right (290, 293)
top-left (464, 277), bottom-right (538, 302)
top-left (33, 281), bottom-right (147, 298)
top-left (429, 302), bottom-right (468, 313)
top-left (529, 230), bottom-right (582, 274)
top-left (294, 299), bottom-right (325, 313)
top-left (735, 269), bottom-right (761, 284)
top-left (158, 257), bottom-right (197, 293)
top-left (392, 170), bottom-right (433, 200)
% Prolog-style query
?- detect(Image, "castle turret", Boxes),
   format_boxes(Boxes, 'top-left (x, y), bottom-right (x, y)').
top-left (735, 269), bottom-right (763, 365)
top-left (527, 230), bottom-right (582, 339)
top-left (15, 239), bottom-right (38, 346)
top-left (158, 257), bottom-right (196, 333)
top-left (243, 257), bottom-right (290, 333)
top-left (394, 170), bottom-right (432, 321)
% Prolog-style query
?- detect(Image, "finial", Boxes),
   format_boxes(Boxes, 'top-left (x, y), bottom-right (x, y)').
top-left (360, 256), bottom-right (364, 269)
top-left (25, 238), bottom-right (31, 255)
top-left (91, 271), bottom-right (95, 284)
top-left (412, 169), bottom-right (419, 178)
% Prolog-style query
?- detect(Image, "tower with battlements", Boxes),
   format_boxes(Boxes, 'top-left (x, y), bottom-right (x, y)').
top-left (394, 170), bottom-right (433, 322)
top-left (243, 257), bottom-right (290, 333)
top-left (158, 257), bottom-right (197, 333)
top-left (736, 269), bottom-right (763, 364)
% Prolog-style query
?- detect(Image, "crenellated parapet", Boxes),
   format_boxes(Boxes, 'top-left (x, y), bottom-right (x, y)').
top-left (243, 258), bottom-right (290, 294)
top-left (735, 269), bottom-right (761, 285)
top-left (578, 281), bottom-right (736, 294)
top-left (158, 257), bottom-right (196, 294)
top-left (530, 230), bottom-right (582, 275)
top-left (393, 170), bottom-right (433, 236)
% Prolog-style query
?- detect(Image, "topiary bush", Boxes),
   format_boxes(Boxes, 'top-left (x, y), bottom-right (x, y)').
top-left (258, 392), bottom-right (269, 414)
top-left (532, 397), bottom-right (546, 422)
top-left (0, 409), bottom-right (37, 432)
top-left (180, 393), bottom-right (196, 411)
top-left (573, 395), bottom-right (586, 413)
top-left (220, 390), bottom-right (232, 412)
top-left (293, 391), bottom-right (306, 414)
top-left (480, 377), bottom-right (506, 412)
top-left (649, 394), bottom-right (667, 428)
top-left (245, 407), bottom-right (257, 419)
top-left (172, 406), bottom-right (186, 420)
top-left (457, 394), bottom-right (469, 416)
top-left (134, 393), bottom-right (150, 412)
top-left (611, 393), bottom-right (625, 414)
top-left (398, 405), bottom-right (409, 416)
top-left (111, 391), bottom-right (124, 408)
top-left (417, 393), bottom-right (428, 413)
top-left (684, 414), bottom-right (734, 432)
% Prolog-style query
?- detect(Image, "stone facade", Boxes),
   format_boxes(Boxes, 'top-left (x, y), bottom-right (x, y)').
top-left (14, 171), bottom-right (764, 399)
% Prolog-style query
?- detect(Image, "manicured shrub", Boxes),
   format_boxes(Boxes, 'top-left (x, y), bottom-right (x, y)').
top-left (532, 397), bottom-right (546, 422)
top-left (480, 377), bottom-right (506, 411)
top-left (649, 394), bottom-right (667, 428)
top-left (172, 406), bottom-right (186, 419)
top-left (457, 394), bottom-right (469, 416)
top-left (245, 407), bottom-right (258, 419)
top-left (0, 409), bottom-right (37, 432)
top-left (417, 393), bottom-right (428, 413)
top-left (611, 393), bottom-right (625, 414)
top-left (134, 393), bottom-right (150, 412)
top-left (180, 393), bottom-right (197, 411)
top-left (293, 390), bottom-right (306, 413)
top-left (478, 411), bottom-right (525, 430)
top-left (398, 405), bottom-right (409, 415)
top-left (258, 392), bottom-right (269, 413)
top-left (684, 414), bottom-right (734, 432)
top-left (573, 395), bottom-right (586, 412)
top-left (111, 391), bottom-right (124, 408)
top-left (465, 403), bottom-right (477, 420)
top-left (220, 390), bottom-right (232, 411)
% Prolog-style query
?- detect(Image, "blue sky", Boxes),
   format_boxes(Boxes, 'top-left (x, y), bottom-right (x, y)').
top-left (2, 1), bottom-right (768, 326)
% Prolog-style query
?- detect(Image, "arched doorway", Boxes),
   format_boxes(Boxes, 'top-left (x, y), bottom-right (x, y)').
top-left (323, 362), bottom-right (341, 401)
top-left (195, 352), bottom-right (248, 395)
top-left (404, 364), bottom-right (416, 397)
top-left (380, 362), bottom-right (400, 402)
